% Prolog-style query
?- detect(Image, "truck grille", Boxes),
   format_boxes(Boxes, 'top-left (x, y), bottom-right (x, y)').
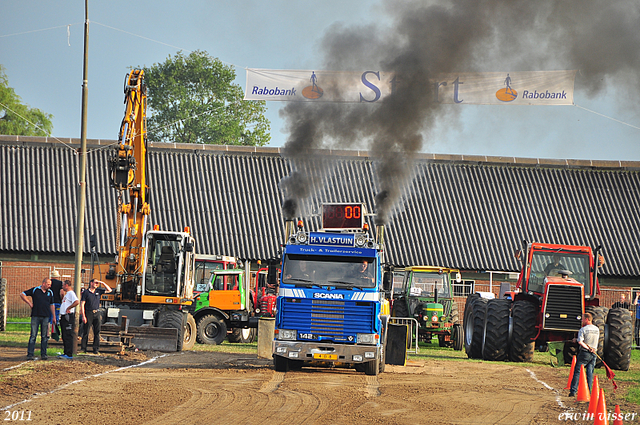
top-left (280, 298), bottom-right (375, 337)
top-left (543, 284), bottom-right (583, 331)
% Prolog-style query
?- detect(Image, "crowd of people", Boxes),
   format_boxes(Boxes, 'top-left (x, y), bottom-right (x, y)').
top-left (19, 270), bottom-right (111, 360)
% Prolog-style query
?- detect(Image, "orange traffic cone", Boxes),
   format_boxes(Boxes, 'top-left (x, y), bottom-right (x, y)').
top-left (576, 365), bottom-right (590, 402)
top-left (613, 404), bottom-right (623, 425)
top-left (565, 355), bottom-right (577, 389)
top-left (588, 376), bottom-right (601, 418)
top-left (594, 388), bottom-right (609, 425)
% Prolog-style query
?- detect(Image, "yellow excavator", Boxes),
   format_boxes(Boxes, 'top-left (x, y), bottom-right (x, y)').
top-left (93, 69), bottom-right (196, 351)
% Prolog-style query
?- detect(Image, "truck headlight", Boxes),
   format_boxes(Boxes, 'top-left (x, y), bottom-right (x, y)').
top-left (277, 329), bottom-right (297, 341)
top-left (288, 351), bottom-right (299, 358)
top-left (357, 333), bottom-right (377, 345)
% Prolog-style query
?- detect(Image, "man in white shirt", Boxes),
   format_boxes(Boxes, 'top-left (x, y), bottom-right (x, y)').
top-left (568, 312), bottom-right (599, 397)
top-left (58, 280), bottom-right (79, 359)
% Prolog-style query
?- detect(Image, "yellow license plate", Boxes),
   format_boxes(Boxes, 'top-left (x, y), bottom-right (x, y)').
top-left (313, 353), bottom-right (337, 360)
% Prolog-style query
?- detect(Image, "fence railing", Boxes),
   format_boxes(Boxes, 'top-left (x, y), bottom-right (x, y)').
top-left (0, 265), bottom-right (91, 318)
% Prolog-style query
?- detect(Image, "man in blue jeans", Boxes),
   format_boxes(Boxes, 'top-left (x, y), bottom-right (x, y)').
top-left (568, 312), bottom-right (599, 397)
top-left (20, 278), bottom-right (56, 360)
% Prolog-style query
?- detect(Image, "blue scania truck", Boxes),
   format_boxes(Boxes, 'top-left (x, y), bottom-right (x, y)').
top-left (272, 203), bottom-right (390, 375)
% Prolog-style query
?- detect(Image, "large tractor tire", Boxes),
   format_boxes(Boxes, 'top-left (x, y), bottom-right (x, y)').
top-left (197, 314), bottom-right (228, 345)
top-left (483, 299), bottom-right (511, 361)
top-left (585, 305), bottom-right (606, 366)
top-left (183, 314), bottom-right (197, 350)
top-left (391, 298), bottom-right (412, 349)
top-left (228, 327), bottom-right (256, 343)
top-left (157, 310), bottom-right (190, 351)
top-left (450, 301), bottom-right (460, 325)
top-left (0, 278), bottom-right (7, 332)
top-left (604, 307), bottom-right (632, 371)
top-left (509, 300), bottom-right (537, 362)
top-left (452, 323), bottom-right (463, 351)
top-left (464, 295), bottom-right (487, 359)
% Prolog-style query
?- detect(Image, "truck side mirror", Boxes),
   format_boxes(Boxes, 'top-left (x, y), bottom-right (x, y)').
top-left (184, 242), bottom-right (193, 252)
top-left (382, 265), bottom-right (394, 292)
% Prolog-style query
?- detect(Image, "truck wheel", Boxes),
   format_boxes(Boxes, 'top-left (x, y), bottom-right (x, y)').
top-left (483, 299), bottom-right (510, 361)
top-left (157, 310), bottom-right (187, 351)
top-left (228, 327), bottom-right (255, 343)
top-left (585, 306), bottom-right (606, 366)
top-left (274, 355), bottom-right (289, 372)
top-left (364, 355), bottom-right (380, 376)
top-left (604, 308), bottom-right (632, 371)
top-left (509, 300), bottom-right (537, 362)
top-left (182, 314), bottom-right (196, 350)
top-left (197, 314), bottom-right (227, 345)
top-left (452, 324), bottom-right (463, 351)
top-left (464, 296), bottom-right (487, 359)
top-left (0, 278), bottom-right (7, 332)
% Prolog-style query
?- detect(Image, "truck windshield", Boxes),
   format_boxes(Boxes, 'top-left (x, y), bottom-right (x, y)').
top-left (528, 251), bottom-right (591, 296)
top-left (194, 261), bottom-right (225, 293)
top-left (407, 272), bottom-right (450, 297)
top-left (282, 254), bottom-right (376, 289)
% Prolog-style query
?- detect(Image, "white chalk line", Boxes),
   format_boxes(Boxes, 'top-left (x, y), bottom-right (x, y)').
top-left (526, 368), bottom-right (573, 413)
top-left (1, 353), bottom-right (171, 411)
top-left (2, 361), bottom-right (32, 372)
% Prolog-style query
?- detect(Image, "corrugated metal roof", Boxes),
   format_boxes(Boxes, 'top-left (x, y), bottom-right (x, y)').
top-left (1, 137), bottom-right (640, 278)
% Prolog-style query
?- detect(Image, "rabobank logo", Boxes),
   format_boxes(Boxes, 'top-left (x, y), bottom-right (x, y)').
top-left (302, 71), bottom-right (324, 99)
top-left (496, 73), bottom-right (518, 102)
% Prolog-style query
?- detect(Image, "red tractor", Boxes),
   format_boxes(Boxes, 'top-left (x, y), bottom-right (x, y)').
top-left (251, 263), bottom-right (279, 317)
top-left (464, 242), bottom-right (632, 370)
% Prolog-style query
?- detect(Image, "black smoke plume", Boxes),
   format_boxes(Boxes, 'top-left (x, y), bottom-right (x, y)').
top-left (280, 0), bottom-right (640, 223)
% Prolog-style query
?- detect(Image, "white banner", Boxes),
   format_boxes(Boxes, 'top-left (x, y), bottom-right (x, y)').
top-left (245, 69), bottom-right (576, 105)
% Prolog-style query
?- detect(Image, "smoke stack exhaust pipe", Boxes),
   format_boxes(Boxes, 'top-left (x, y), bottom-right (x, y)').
top-left (376, 224), bottom-right (385, 263)
top-left (284, 220), bottom-right (296, 244)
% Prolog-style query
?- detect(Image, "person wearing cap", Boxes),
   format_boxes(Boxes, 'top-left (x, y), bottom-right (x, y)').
top-left (80, 279), bottom-right (112, 354)
top-left (49, 269), bottom-right (63, 324)
top-left (20, 278), bottom-right (56, 360)
top-left (59, 280), bottom-right (79, 359)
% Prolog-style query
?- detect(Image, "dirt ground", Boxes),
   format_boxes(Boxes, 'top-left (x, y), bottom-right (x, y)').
top-left (0, 346), bottom-right (634, 425)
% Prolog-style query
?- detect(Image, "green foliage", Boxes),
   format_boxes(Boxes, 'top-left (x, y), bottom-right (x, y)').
top-left (0, 66), bottom-right (53, 136)
top-left (143, 50), bottom-right (270, 146)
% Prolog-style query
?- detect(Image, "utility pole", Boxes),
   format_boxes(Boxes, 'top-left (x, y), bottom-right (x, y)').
top-left (72, 0), bottom-right (90, 354)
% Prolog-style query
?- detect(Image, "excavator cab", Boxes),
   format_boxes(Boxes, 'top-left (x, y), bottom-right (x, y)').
top-left (143, 230), bottom-right (195, 298)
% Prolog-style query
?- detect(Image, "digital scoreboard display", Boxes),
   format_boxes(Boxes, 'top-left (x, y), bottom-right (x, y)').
top-left (322, 203), bottom-right (364, 230)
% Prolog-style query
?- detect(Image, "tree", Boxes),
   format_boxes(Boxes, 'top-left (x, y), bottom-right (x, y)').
top-left (143, 50), bottom-right (270, 146)
top-left (0, 65), bottom-right (53, 136)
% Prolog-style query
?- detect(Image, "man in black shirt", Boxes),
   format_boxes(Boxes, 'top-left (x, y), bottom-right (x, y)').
top-left (50, 269), bottom-right (63, 323)
top-left (20, 278), bottom-right (56, 360)
top-left (80, 279), bottom-right (112, 354)
top-left (612, 293), bottom-right (632, 310)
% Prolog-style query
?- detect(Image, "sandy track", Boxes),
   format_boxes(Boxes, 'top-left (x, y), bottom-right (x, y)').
top-left (1, 350), bottom-right (571, 425)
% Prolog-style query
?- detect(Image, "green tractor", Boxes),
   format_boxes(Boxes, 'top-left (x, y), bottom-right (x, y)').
top-left (391, 266), bottom-right (463, 350)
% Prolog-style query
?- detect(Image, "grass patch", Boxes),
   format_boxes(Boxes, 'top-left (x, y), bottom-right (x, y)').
top-left (191, 341), bottom-right (258, 355)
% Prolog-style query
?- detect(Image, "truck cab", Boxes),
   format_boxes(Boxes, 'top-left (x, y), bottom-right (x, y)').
top-left (273, 203), bottom-right (390, 375)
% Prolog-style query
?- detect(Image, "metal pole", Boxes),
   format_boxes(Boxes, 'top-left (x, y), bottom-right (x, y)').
top-left (72, 0), bottom-right (89, 354)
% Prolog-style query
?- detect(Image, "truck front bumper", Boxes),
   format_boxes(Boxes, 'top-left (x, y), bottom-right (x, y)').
top-left (273, 340), bottom-right (381, 364)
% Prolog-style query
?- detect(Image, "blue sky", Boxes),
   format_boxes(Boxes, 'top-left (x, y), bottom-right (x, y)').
top-left (1, 0), bottom-right (639, 161)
